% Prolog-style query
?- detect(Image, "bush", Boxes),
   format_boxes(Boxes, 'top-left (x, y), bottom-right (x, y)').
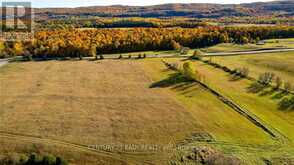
top-left (182, 62), bottom-right (196, 81)
top-left (258, 72), bottom-right (275, 85)
top-left (180, 47), bottom-right (190, 55)
top-left (284, 82), bottom-right (292, 93)
top-left (192, 49), bottom-right (204, 60)
top-left (42, 154), bottom-right (56, 165)
top-left (279, 96), bottom-right (294, 110)
top-left (170, 62), bottom-right (179, 71)
top-left (0, 153), bottom-right (68, 165)
top-left (171, 40), bottom-right (181, 50)
top-left (222, 66), bottom-right (231, 72)
top-left (234, 67), bottom-right (249, 78)
top-left (274, 76), bottom-right (282, 90)
top-left (56, 157), bottom-right (68, 165)
top-left (185, 146), bottom-right (241, 165)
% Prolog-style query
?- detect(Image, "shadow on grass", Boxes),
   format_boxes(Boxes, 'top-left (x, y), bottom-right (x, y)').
top-left (246, 82), bottom-right (267, 94)
top-left (229, 75), bottom-right (243, 82)
top-left (149, 72), bottom-right (194, 89)
top-left (259, 88), bottom-right (276, 97)
top-left (246, 82), bottom-right (294, 111)
top-left (278, 96), bottom-right (294, 111)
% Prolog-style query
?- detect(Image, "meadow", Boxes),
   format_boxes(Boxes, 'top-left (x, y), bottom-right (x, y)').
top-left (201, 38), bottom-right (294, 53)
top-left (204, 52), bottom-right (294, 83)
top-left (0, 39), bottom-right (294, 164)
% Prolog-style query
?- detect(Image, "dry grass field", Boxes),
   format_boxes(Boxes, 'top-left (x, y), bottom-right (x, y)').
top-left (204, 52), bottom-right (294, 83)
top-left (141, 57), bottom-right (294, 164)
top-left (0, 59), bottom-right (280, 164)
top-left (0, 60), bottom-right (204, 163)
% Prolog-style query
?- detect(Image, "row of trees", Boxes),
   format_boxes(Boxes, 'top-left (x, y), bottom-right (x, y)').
top-left (1, 26), bottom-right (294, 59)
top-left (39, 17), bottom-right (209, 29)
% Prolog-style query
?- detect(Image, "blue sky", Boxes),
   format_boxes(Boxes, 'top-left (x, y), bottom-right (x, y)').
top-left (1, 0), bottom-right (274, 8)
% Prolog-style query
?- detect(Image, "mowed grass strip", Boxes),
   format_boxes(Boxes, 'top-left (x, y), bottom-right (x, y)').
top-left (0, 60), bottom-right (201, 150)
top-left (141, 59), bottom-right (273, 145)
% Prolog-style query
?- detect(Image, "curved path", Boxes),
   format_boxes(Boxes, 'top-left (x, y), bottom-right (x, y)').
top-left (0, 131), bottom-right (154, 164)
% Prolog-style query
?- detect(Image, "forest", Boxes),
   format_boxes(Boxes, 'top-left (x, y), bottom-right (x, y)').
top-left (1, 26), bottom-right (294, 59)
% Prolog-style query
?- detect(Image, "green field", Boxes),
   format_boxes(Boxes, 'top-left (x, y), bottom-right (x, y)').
top-left (204, 51), bottom-right (294, 83)
top-left (201, 38), bottom-right (294, 53)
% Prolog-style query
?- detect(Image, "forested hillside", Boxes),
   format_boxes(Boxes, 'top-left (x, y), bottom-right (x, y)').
top-left (32, 1), bottom-right (293, 19)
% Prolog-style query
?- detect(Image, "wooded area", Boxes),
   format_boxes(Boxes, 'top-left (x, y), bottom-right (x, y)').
top-left (1, 26), bottom-right (294, 58)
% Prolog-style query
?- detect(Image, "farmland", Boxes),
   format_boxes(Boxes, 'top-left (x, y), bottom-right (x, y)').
top-left (204, 52), bottom-right (294, 83)
top-left (0, 1), bottom-right (294, 163)
top-left (0, 44), bottom-right (294, 164)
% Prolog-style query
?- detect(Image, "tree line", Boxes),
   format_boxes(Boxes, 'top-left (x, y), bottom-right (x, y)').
top-left (0, 26), bottom-right (294, 59)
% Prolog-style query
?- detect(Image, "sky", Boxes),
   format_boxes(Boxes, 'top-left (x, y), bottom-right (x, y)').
top-left (0, 0), bottom-right (274, 8)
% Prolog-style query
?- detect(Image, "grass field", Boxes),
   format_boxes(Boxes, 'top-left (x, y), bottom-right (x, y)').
top-left (142, 57), bottom-right (294, 164)
top-left (0, 58), bottom-right (281, 164)
top-left (201, 38), bottom-right (294, 53)
top-left (185, 60), bottom-right (294, 141)
top-left (204, 51), bottom-right (294, 83)
top-left (0, 60), bottom-right (201, 164)
top-left (0, 40), bottom-right (294, 164)
top-left (142, 58), bottom-right (294, 164)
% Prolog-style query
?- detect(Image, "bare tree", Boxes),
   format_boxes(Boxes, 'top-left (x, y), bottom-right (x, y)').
top-left (284, 82), bottom-right (292, 93)
top-left (274, 76), bottom-right (282, 90)
top-left (258, 72), bottom-right (275, 85)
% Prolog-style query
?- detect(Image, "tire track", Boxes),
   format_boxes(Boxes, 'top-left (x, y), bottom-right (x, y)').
top-left (0, 131), bottom-right (154, 165)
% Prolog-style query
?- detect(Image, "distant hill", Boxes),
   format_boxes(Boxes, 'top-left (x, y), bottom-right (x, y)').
top-left (4, 1), bottom-right (294, 20)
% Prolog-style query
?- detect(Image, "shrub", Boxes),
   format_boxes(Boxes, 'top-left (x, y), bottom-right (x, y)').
top-left (229, 69), bottom-right (236, 74)
top-left (180, 47), bottom-right (190, 55)
top-left (182, 62), bottom-right (196, 81)
top-left (279, 96), bottom-right (294, 110)
top-left (89, 46), bottom-right (96, 58)
top-left (222, 66), bottom-right (231, 72)
top-left (42, 154), bottom-right (56, 165)
top-left (56, 157), bottom-right (68, 165)
top-left (185, 146), bottom-right (241, 165)
top-left (234, 67), bottom-right (249, 78)
top-left (274, 76), bottom-right (282, 90)
top-left (170, 62), bottom-right (179, 71)
top-left (240, 67), bottom-right (249, 78)
top-left (26, 153), bottom-right (43, 164)
top-left (258, 72), bottom-right (275, 85)
top-left (192, 49), bottom-right (204, 60)
top-left (171, 40), bottom-right (181, 50)
top-left (0, 153), bottom-right (68, 165)
top-left (284, 82), bottom-right (292, 93)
